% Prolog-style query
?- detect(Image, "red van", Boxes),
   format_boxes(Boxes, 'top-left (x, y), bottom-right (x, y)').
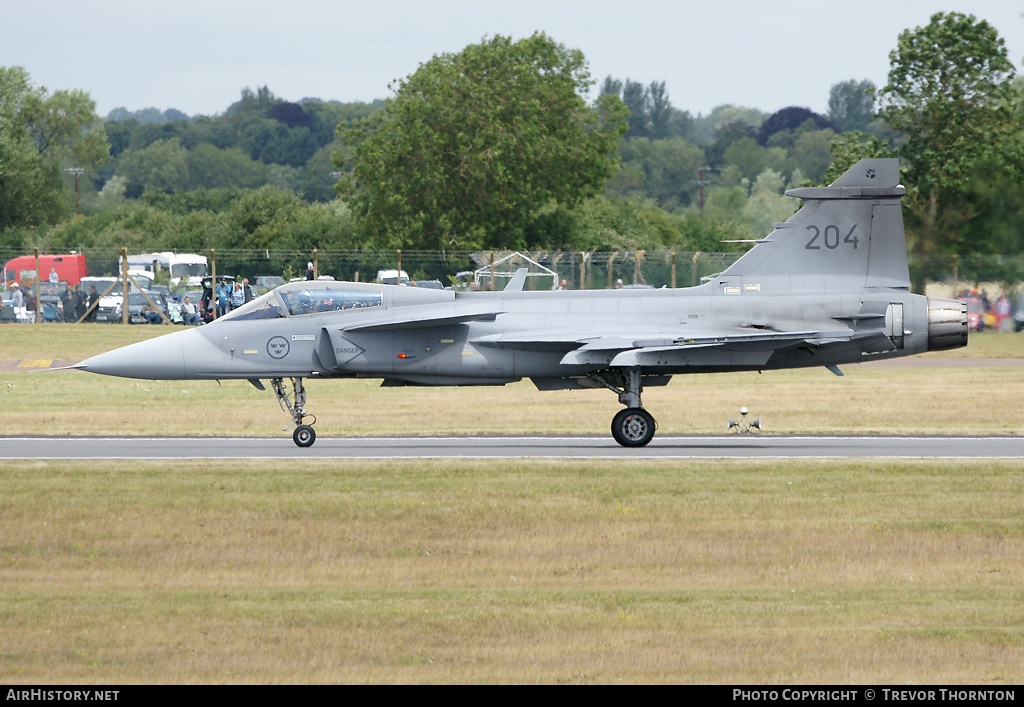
top-left (2, 253), bottom-right (89, 286)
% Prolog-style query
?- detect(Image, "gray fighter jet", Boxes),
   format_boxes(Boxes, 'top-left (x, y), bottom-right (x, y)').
top-left (74, 159), bottom-right (968, 447)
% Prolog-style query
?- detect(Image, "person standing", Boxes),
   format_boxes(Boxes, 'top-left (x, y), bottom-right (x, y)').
top-left (24, 287), bottom-right (36, 322)
top-left (74, 284), bottom-right (87, 322)
top-left (60, 284), bottom-right (75, 323)
top-left (86, 286), bottom-right (99, 322)
top-left (10, 283), bottom-right (24, 322)
top-left (215, 279), bottom-right (230, 317)
top-left (230, 282), bottom-right (245, 311)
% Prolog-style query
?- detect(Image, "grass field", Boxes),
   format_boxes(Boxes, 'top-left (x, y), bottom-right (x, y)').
top-left (2, 459), bottom-right (1022, 684)
top-left (1, 325), bottom-right (1023, 684)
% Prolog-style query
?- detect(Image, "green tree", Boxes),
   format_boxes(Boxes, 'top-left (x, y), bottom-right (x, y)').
top-left (876, 12), bottom-right (1017, 257)
top-left (705, 121), bottom-right (757, 167)
top-left (691, 105), bottom-right (767, 147)
top-left (336, 33), bottom-right (628, 251)
top-left (0, 66), bottom-right (108, 230)
top-left (92, 175), bottom-right (127, 212)
top-left (186, 144), bottom-right (267, 189)
top-left (791, 129), bottom-right (835, 182)
top-left (614, 137), bottom-right (705, 209)
top-left (612, 79), bottom-right (675, 139)
top-left (722, 137), bottom-right (787, 182)
top-left (827, 80), bottom-right (875, 132)
top-left (822, 131), bottom-right (894, 184)
top-left (224, 186), bottom-right (304, 249)
top-left (950, 78), bottom-right (1024, 261)
top-left (117, 138), bottom-right (189, 193)
top-left (742, 168), bottom-right (797, 238)
top-left (621, 79), bottom-right (649, 138)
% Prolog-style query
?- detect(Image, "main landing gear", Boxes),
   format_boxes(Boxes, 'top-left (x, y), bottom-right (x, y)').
top-left (272, 377), bottom-right (317, 447)
top-left (589, 368), bottom-right (657, 447)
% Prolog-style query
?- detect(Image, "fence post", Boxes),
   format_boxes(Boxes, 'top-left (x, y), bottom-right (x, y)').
top-left (634, 250), bottom-right (645, 285)
top-left (121, 248), bottom-right (129, 325)
top-left (33, 248), bottom-right (40, 324)
top-left (210, 249), bottom-right (217, 320)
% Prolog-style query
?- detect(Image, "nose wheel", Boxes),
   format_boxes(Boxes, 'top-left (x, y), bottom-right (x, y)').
top-left (293, 424), bottom-right (316, 448)
top-left (272, 377), bottom-right (318, 447)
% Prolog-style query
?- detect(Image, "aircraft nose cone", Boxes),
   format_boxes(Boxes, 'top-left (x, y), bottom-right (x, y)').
top-left (77, 327), bottom-right (200, 379)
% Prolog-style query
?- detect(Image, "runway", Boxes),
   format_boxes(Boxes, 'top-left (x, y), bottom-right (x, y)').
top-left (3, 434), bottom-right (1023, 460)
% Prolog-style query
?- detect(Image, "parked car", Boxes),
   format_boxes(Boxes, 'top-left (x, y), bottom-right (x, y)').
top-left (413, 279), bottom-right (444, 289)
top-left (254, 276), bottom-right (284, 294)
top-left (96, 290), bottom-right (165, 324)
top-left (376, 269), bottom-right (410, 285)
top-left (79, 277), bottom-right (120, 300)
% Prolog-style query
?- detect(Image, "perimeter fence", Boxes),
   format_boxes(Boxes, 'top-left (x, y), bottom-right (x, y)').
top-left (4, 246), bottom-right (1024, 294)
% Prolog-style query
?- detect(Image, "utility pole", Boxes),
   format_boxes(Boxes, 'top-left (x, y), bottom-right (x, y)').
top-left (65, 168), bottom-right (85, 214)
top-left (694, 166), bottom-right (717, 219)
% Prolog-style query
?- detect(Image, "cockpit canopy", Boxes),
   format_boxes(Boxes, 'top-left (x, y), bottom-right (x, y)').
top-left (218, 281), bottom-right (384, 322)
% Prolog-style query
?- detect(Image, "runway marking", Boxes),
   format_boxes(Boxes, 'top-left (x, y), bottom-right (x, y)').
top-left (2, 435), bottom-right (1023, 461)
top-left (16, 359), bottom-right (54, 368)
top-left (4, 432), bottom-right (1019, 438)
top-left (6, 456), bottom-right (1024, 461)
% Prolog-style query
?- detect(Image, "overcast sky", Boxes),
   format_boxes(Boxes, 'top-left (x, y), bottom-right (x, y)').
top-left (4, 0), bottom-right (1023, 119)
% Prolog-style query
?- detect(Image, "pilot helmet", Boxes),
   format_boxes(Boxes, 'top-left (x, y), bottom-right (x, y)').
top-left (296, 289), bottom-right (314, 313)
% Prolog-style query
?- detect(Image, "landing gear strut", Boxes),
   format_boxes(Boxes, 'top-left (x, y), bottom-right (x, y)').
top-left (272, 377), bottom-right (317, 447)
top-left (589, 368), bottom-right (657, 447)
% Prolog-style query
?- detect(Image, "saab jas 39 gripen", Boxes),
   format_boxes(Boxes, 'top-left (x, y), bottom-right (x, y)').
top-left (74, 159), bottom-right (968, 447)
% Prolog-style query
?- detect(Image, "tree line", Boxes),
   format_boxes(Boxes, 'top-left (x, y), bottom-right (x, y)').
top-left (1, 12), bottom-right (1022, 285)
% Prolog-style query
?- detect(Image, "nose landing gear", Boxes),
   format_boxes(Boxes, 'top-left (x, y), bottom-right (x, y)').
top-left (271, 377), bottom-right (317, 447)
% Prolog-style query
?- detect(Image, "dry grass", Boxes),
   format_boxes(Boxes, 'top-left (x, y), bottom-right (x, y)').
top-left (1, 459), bottom-right (1022, 684)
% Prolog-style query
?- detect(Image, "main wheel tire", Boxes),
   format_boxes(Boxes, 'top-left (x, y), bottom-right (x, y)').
top-left (611, 408), bottom-right (655, 447)
top-left (293, 424), bottom-right (316, 448)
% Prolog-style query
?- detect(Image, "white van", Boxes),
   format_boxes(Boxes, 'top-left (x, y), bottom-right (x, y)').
top-left (375, 269), bottom-right (410, 285)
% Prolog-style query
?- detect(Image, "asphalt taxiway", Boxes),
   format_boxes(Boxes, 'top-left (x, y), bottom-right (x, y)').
top-left (2, 434), bottom-right (1022, 460)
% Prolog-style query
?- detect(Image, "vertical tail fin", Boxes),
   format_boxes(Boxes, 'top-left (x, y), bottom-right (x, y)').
top-left (717, 158), bottom-right (909, 294)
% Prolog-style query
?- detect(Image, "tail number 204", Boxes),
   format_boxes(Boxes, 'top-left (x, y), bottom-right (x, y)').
top-left (805, 224), bottom-right (859, 250)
